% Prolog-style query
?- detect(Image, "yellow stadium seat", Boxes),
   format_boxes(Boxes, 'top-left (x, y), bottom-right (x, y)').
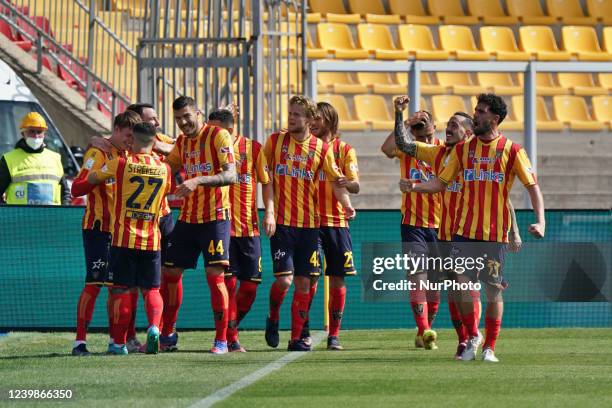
top-left (112, 0), bottom-right (147, 18)
top-left (396, 73), bottom-right (446, 94)
top-left (431, 95), bottom-right (467, 125)
top-left (317, 94), bottom-right (368, 130)
top-left (306, 29), bottom-right (327, 59)
top-left (587, 0), bottom-right (612, 24)
top-left (546, 0), bottom-right (598, 24)
top-left (318, 72), bottom-right (368, 93)
top-left (354, 94), bottom-right (394, 130)
top-left (477, 73), bottom-right (522, 95)
top-left (388, 0), bottom-right (439, 24)
top-left (439, 25), bottom-right (490, 60)
top-left (397, 24), bottom-right (450, 60)
top-left (599, 73), bottom-right (612, 91)
top-left (480, 26), bottom-right (531, 61)
top-left (494, 96), bottom-right (523, 131)
top-left (317, 23), bottom-right (369, 59)
top-left (309, 0), bottom-right (361, 23)
top-left (562, 26), bottom-right (612, 61)
top-left (507, 0), bottom-right (557, 24)
top-left (557, 73), bottom-right (608, 95)
top-left (517, 73), bottom-right (568, 96)
top-left (591, 96), bottom-right (612, 127)
top-left (436, 72), bottom-right (486, 95)
top-left (512, 96), bottom-right (564, 131)
top-left (356, 72), bottom-right (405, 94)
top-left (428, 0), bottom-right (478, 24)
top-left (357, 24), bottom-right (410, 60)
top-left (553, 95), bottom-right (606, 130)
top-left (467, 0), bottom-right (519, 25)
top-left (519, 26), bottom-right (573, 61)
top-left (347, 0), bottom-right (401, 24)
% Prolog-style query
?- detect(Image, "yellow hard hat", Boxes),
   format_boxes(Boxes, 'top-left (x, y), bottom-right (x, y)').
top-left (20, 112), bottom-right (48, 130)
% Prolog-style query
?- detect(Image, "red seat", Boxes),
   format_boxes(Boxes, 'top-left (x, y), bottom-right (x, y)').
top-left (0, 19), bottom-right (32, 52)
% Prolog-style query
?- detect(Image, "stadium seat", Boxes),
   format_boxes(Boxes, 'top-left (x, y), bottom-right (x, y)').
top-left (467, 0), bottom-right (519, 25)
top-left (586, 0), bottom-right (612, 24)
top-left (317, 94), bottom-right (367, 130)
top-left (477, 73), bottom-right (522, 95)
top-left (512, 96), bottom-right (565, 131)
top-left (388, 0), bottom-right (439, 25)
top-left (546, 0), bottom-right (598, 25)
top-left (347, 0), bottom-right (401, 24)
top-left (318, 72), bottom-right (368, 94)
top-left (439, 25), bottom-right (489, 60)
top-left (436, 72), bottom-right (486, 95)
top-left (397, 24), bottom-right (450, 60)
top-left (0, 19), bottom-right (33, 52)
top-left (309, 0), bottom-right (361, 24)
top-left (495, 96), bottom-right (523, 131)
top-left (480, 26), bottom-right (531, 61)
top-left (356, 71), bottom-right (405, 94)
top-left (557, 73), bottom-right (608, 96)
top-left (562, 26), bottom-right (612, 61)
top-left (591, 95), bottom-right (612, 128)
top-left (507, 0), bottom-right (557, 24)
top-left (519, 26), bottom-right (573, 61)
top-left (354, 94), bottom-right (395, 130)
top-left (431, 95), bottom-right (467, 126)
top-left (428, 0), bottom-right (478, 24)
top-left (517, 72), bottom-right (568, 95)
top-left (599, 73), bottom-right (612, 91)
top-left (553, 95), bottom-right (606, 130)
top-left (317, 23), bottom-right (369, 59)
top-left (112, 0), bottom-right (147, 18)
top-left (357, 24), bottom-right (410, 60)
top-left (306, 29), bottom-right (327, 59)
top-left (396, 72), bottom-right (446, 94)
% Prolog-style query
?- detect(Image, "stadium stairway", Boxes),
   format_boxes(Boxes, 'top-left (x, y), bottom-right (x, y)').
top-left (343, 130), bottom-right (612, 209)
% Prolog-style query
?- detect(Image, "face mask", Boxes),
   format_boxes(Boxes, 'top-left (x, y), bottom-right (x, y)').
top-left (26, 137), bottom-right (44, 150)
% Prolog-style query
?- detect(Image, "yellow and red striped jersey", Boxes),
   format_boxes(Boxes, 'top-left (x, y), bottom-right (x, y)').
top-left (154, 132), bottom-right (175, 217)
top-left (76, 146), bottom-right (122, 232)
top-left (264, 132), bottom-right (342, 228)
top-left (166, 125), bottom-right (235, 224)
top-left (97, 153), bottom-right (171, 250)
top-left (414, 141), bottom-right (465, 241)
top-left (395, 138), bottom-right (444, 228)
top-left (230, 135), bottom-right (271, 237)
top-left (317, 137), bottom-right (359, 228)
top-left (438, 134), bottom-right (537, 243)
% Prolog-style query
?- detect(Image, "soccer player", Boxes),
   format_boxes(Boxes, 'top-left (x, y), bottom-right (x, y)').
top-left (399, 93), bottom-right (545, 362)
top-left (87, 122), bottom-right (171, 355)
top-left (311, 102), bottom-right (360, 350)
top-left (263, 95), bottom-right (355, 352)
top-left (162, 96), bottom-right (237, 354)
top-left (380, 109), bottom-right (442, 350)
top-left (207, 107), bottom-right (275, 352)
top-left (70, 111), bottom-right (140, 356)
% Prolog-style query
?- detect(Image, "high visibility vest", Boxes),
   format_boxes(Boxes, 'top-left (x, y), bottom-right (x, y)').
top-left (3, 147), bottom-right (64, 205)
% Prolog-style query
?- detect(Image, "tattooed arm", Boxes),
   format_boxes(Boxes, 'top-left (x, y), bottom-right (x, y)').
top-left (393, 96), bottom-right (417, 157)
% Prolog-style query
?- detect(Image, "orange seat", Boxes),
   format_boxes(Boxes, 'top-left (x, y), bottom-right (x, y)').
top-left (467, 0), bottom-right (519, 25)
top-left (397, 24), bottom-right (450, 60)
top-left (480, 26), bottom-right (531, 61)
top-left (507, 0), bottom-right (557, 24)
top-left (547, 0), bottom-right (598, 25)
top-left (439, 25), bottom-right (490, 60)
top-left (347, 0), bottom-right (401, 24)
top-left (354, 94), bottom-right (395, 130)
top-left (357, 24), bottom-right (410, 60)
top-left (519, 26), bottom-right (573, 61)
top-left (428, 0), bottom-right (478, 24)
top-left (557, 73), bottom-right (608, 96)
top-left (512, 96), bottom-right (564, 131)
top-left (553, 95), bottom-right (606, 130)
top-left (317, 23), bottom-right (369, 59)
top-left (317, 94), bottom-right (367, 130)
top-left (388, 0), bottom-right (439, 24)
top-left (562, 26), bottom-right (612, 61)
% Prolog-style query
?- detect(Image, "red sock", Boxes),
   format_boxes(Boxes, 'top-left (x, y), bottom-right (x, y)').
top-left (484, 317), bottom-right (502, 350)
top-left (268, 280), bottom-right (288, 322)
top-left (127, 289), bottom-right (138, 339)
top-left (225, 276), bottom-right (238, 343)
top-left (427, 300), bottom-right (439, 327)
top-left (110, 291), bottom-right (132, 345)
top-left (291, 291), bottom-right (311, 341)
top-left (207, 274), bottom-right (229, 342)
top-left (328, 286), bottom-right (346, 337)
top-left (410, 288), bottom-right (429, 335)
top-left (76, 285), bottom-right (101, 342)
top-left (236, 281), bottom-right (258, 323)
top-left (143, 288), bottom-right (164, 328)
top-left (448, 301), bottom-right (468, 343)
top-left (161, 273), bottom-right (183, 337)
top-left (308, 279), bottom-right (318, 312)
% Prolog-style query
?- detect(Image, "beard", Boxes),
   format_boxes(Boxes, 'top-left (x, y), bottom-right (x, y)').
top-left (473, 121), bottom-right (491, 136)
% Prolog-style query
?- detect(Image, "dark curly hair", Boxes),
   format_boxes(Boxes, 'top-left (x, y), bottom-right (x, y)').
top-left (476, 93), bottom-right (507, 125)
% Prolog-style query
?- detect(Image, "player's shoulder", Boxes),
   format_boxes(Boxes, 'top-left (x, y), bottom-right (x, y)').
top-left (155, 132), bottom-right (175, 144)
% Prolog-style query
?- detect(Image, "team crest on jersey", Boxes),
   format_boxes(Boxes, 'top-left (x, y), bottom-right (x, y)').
top-left (84, 158), bottom-right (95, 170)
top-left (281, 145), bottom-right (289, 154)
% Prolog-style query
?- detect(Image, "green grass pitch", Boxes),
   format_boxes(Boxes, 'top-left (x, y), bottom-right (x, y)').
top-left (1, 329), bottom-right (612, 407)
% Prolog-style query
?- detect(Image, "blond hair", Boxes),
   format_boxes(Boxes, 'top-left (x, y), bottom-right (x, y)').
top-left (289, 95), bottom-right (317, 119)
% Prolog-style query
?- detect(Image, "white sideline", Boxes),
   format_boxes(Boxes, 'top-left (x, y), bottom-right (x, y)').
top-left (189, 331), bottom-right (327, 408)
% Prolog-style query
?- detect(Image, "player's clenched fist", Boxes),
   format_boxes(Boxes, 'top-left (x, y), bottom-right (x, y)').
top-left (344, 205), bottom-right (356, 220)
top-left (174, 178), bottom-right (200, 198)
top-left (394, 96), bottom-right (409, 112)
top-left (528, 222), bottom-right (545, 239)
top-left (398, 178), bottom-right (415, 193)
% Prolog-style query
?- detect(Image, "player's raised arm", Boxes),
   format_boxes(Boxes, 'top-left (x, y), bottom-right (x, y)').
top-left (392, 96), bottom-right (418, 157)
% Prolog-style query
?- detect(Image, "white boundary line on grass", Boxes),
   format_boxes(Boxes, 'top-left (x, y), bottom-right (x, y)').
top-left (189, 331), bottom-right (327, 408)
